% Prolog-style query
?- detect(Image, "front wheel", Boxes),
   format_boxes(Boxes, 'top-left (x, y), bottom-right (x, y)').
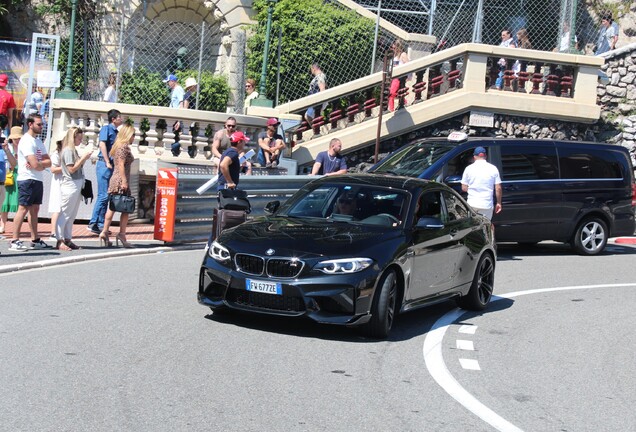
top-left (458, 253), bottom-right (495, 311)
top-left (572, 217), bottom-right (608, 256)
top-left (362, 270), bottom-right (398, 339)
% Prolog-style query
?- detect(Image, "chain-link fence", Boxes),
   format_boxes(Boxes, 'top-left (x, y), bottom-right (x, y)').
top-left (54, 0), bottom-right (619, 112)
top-left (57, 0), bottom-right (229, 111)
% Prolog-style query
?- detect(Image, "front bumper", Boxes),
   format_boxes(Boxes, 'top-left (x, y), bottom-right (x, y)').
top-left (198, 256), bottom-right (377, 326)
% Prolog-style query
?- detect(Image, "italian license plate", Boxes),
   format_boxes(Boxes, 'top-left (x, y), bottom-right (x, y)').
top-left (246, 279), bottom-right (282, 295)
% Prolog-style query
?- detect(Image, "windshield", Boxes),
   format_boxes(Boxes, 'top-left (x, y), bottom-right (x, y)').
top-left (278, 183), bottom-right (410, 228)
top-left (370, 141), bottom-right (455, 177)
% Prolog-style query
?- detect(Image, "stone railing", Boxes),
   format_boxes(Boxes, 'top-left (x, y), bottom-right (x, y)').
top-left (271, 43), bottom-right (603, 166)
top-left (50, 100), bottom-right (269, 175)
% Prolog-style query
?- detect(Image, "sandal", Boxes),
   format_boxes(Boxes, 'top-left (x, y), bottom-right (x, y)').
top-left (65, 240), bottom-right (82, 250)
top-left (56, 240), bottom-right (72, 251)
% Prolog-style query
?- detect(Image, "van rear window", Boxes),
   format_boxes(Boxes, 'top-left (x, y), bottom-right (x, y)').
top-left (559, 149), bottom-right (623, 179)
top-left (501, 146), bottom-right (559, 180)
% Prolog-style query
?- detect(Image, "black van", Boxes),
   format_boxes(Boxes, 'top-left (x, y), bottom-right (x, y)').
top-left (369, 134), bottom-right (636, 255)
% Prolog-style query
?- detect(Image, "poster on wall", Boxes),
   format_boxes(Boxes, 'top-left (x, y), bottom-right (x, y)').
top-left (0, 40), bottom-right (56, 119)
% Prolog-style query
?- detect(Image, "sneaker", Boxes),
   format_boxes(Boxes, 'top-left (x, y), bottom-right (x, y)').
top-left (266, 162), bottom-right (272, 168)
top-left (87, 225), bottom-right (101, 235)
top-left (49, 233), bottom-right (58, 241)
top-left (8, 240), bottom-right (30, 251)
top-left (30, 239), bottom-right (52, 249)
top-left (271, 161), bottom-right (278, 168)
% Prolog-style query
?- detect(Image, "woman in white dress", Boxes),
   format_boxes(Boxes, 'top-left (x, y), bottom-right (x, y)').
top-left (48, 138), bottom-right (63, 241)
top-left (103, 72), bottom-right (117, 103)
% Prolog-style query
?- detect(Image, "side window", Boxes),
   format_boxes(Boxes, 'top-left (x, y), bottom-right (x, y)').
top-left (559, 149), bottom-right (623, 179)
top-left (445, 149), bottom-right (477, 178)
top-left (500, 145), bottom-right (558, 181)
top-left (442, 191), bottom-right (470, 222)
top-left (416, 190), bottom-right (442, 221)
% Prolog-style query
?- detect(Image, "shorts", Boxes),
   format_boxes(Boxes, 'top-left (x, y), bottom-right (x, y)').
top-left (17, 179), bottom-right (44, 207)
top-left (472, 206), bottom-right (493, 220)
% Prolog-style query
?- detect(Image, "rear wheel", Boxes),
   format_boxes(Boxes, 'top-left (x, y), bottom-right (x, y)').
top-left (363, 270), bottom-right (398, 339)
top-left (572, 217), bottom-right (608, 256)
top-left (458, 253), bottom-right (495, 311)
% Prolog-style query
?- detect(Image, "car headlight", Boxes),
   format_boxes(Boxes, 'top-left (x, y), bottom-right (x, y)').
top-left (208, 241), bottom-right (231, 262)
top-left (314, 258), bottom-right (373, 274)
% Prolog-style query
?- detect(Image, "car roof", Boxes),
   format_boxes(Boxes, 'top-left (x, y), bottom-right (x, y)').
top-left (313, 173), bottom-right (437, 191)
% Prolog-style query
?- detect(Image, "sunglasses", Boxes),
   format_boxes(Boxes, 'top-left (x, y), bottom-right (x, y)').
top-left (246, 84), bottom-right (253, 88)
top-left (225, 124), bottom-right (236, 128)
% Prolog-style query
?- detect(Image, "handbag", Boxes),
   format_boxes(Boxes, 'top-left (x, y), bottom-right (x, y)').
top-left (109, 194), bottom-right (136, 214)
top-left (218, 188), bottom-right (251, 213)
top-left (4, 169), bottom-right (14, 187)
top-left (80, 179), bottom-right (94, 204)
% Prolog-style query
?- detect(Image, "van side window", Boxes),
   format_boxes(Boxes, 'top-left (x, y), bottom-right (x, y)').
top-left (559, 149), bottom-right (623, 179)
top-left (446, 149), bottom-right (475, 178)
top-left (501, 145), bottom-right (558, 181)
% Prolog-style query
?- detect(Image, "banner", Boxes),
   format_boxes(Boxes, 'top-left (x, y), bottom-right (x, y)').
top-left (154, 168), bottom-right (179, 242)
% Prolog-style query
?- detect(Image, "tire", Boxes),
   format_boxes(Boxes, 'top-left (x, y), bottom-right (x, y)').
top-left (458, 253), bottom-right (495, 311)
top-left (572, 217), bottom-right (608, 256)
top-left (363, 270), bottom-right (398, 339)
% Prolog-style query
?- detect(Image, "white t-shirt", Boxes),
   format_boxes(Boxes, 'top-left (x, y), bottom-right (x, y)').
top-left (461, 159), bottom-right (501, 209)
top-left (17, 133), bottom-right (48, 182)
top-left (103, 85), bottom-right (117, 103)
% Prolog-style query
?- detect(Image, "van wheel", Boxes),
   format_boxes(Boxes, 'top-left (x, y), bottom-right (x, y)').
top-left (458, 253), bottom-right (495, 311)
top-left (572, 217), bottom-right (608, 256)
top-left (362, 270), bottom-right (397, 339)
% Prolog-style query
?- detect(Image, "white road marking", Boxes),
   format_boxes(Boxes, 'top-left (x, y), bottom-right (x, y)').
top-left (456, 340), bottom-right (475, 351)
top-left (423, 283), bottom-right (636, 432)
top-left (459, 325), bottom-right (478, 334)
top-left (459, 358), bottom-right (481, 370)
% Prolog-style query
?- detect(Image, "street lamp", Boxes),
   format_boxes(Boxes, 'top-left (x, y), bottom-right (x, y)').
top-left (251, 0), bottom-right (277, 108)
top-left (57, 0), bottom-right (79, 99)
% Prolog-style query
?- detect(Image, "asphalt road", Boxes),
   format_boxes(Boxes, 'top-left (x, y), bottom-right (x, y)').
top-left (1, 242), bottom-right (635, 431)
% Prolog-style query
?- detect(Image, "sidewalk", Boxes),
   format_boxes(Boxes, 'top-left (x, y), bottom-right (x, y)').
top-left (0, 220), bottom-right (204, 273)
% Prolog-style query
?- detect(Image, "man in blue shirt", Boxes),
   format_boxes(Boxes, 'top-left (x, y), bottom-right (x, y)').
top-left (311, 138), bottom-right (348, 176)
top-left (218, 131), bottom-right (248, 190)
top-left (88, 109), bottom-right (122, 235)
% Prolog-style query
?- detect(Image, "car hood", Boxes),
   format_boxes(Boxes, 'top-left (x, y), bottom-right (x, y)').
top-left (218, 216), bottom-right (403, 258)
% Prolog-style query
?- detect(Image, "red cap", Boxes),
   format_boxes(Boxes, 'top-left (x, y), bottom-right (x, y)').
top-left (267, 117), bottom-right (280, 126)
top-left (230, 131), bottom-right (249, 143)
top-left (0, 74), bottom-right (8, 86)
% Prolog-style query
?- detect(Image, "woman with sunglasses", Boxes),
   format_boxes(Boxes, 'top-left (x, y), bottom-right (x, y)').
top-left (243, 78), bottom-right (258, 113)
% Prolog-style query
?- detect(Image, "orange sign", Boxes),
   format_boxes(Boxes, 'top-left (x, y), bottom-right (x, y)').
top-left (154, 168), bottom-right (179, 242)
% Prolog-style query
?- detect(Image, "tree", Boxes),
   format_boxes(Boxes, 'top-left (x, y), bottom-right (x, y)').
top-left (247, 0), bottom-right (376, 104)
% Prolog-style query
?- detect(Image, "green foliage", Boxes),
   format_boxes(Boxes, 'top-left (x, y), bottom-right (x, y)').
top-left (35, 0), bottom-right (72, 19)
top-left (174, 70), bottom-right (230, 112)
top-left (119, 67), bottom-right (169, 107)
top-left (247, 0), bottom-right (375, 103)
top-left (57, 36), bottom-right (84, 94)
top-left (118, 68), bottom-right (229, 112)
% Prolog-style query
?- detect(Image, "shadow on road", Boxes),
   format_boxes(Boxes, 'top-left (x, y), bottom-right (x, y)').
top-left (203, 295), bottom-right (515, 343)
top-left (497, 242), bottom-right (636, 261)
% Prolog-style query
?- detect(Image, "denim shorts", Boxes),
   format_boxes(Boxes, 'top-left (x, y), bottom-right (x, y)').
top-left (17, 179), bottom-right (44, 206)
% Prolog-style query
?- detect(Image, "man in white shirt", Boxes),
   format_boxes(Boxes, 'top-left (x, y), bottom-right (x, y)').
top-left (8, 113), bottom-right (52, 251)
top-left (461, 146), bottom-right (502, 220)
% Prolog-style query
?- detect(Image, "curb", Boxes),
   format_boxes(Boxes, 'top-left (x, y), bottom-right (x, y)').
top-left (0, 243), bottom-right (204, 274)
top-left (614, 237), bottom-right (636, 245)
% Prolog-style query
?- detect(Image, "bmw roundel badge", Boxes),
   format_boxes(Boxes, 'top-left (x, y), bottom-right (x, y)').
top-left (266, 249), bottom-right (275, 256)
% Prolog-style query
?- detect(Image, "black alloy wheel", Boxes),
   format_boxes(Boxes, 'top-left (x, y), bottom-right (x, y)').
top-left (363, 270), bottom-right (398, 339)
top-left (459, 253), bottom-right (495, 311)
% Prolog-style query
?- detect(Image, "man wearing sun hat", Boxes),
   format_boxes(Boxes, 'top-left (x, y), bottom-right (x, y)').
top-left (0, 74), bottom-right (16, 134)
top-left (218, 131), bottom-right (249, 190)
top-left (461, 146), bottom-right (502, 220)
top-left (257, 117), bottom-right (286, 168)
top-left (182, 77), bottom-right (198, 109)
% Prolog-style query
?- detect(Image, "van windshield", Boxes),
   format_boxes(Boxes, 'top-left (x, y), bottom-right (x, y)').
top-left (370, 141), bottom-right (455, 177)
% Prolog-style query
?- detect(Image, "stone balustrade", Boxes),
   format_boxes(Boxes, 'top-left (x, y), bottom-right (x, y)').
top-left (274, 43), bottom-right (603, 149)
top-left (50, 100), bottom-right (269, 176)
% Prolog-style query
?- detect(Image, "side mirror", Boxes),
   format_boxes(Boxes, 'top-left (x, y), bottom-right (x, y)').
top-left (416, 216), bottom-right (444, 229)
top-left (444, 175), bottom-right (463, 194)
top-left (264, 200), bottom-right (280, 215)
